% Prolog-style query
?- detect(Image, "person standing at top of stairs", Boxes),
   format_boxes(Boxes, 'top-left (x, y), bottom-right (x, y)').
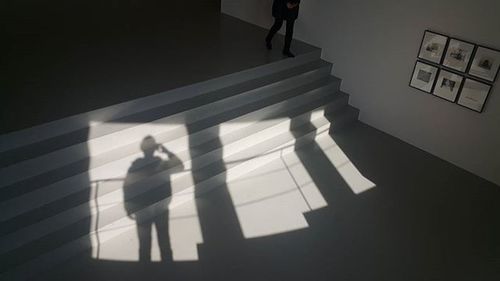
top-left (265, 0), bottom-right (301, 58)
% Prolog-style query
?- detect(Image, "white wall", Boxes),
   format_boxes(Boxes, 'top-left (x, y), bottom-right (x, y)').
top-left (222, 0), bottom-right (500, 186)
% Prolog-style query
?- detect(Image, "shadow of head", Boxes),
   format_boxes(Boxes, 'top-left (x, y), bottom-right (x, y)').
top-left (140, 135), bottom-right (158, 158)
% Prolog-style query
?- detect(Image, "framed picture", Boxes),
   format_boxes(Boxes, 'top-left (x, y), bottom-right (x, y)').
top-left (457, 78), bottom-right (492, 112)
top-left (468, 46), bottom-right (500, 82)
top-left (418, 30), bottom-right (449, 64)
top-left (442, 38), bottom-right (475, 72)
top-left (433, 69), bottom-right (464, 102)
top-left (410, 61), bottom-right (439, 93)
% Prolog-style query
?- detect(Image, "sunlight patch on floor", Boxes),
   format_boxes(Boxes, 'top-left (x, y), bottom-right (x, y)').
top-left (281, 152), bottom-right (328, 211)
top-left (168, 193), bottom-right (203, 261)
top-left (314, 132), bottom-right (375, 194)
top-left (227, 157), bottom-right (311, 238)
top-left (226, 148), bottom-right (329, 239)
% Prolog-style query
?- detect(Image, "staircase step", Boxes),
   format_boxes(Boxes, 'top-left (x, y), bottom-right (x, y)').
top-left (0, 50), bottom-right (321, 157)
top-left (0, 102), bottom-right (336, 279)
top-left (0, 46), bottom-right (363, 281)
top-left (0, 61), bottom-right (332, 190)
top-left (1, 59), bottom-right (330, 170)
top-left (0, 80), bottom-right (343, 228)
top-left (0, 79), bottom-right (344, 236)
top-left (1, 76), bottom-right (337, 208)
top-left (0, 92), bottom-right (344, 253)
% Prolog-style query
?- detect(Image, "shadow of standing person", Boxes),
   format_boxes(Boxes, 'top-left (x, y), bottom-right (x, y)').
top-left (123, 135), bottom-right (184, 263)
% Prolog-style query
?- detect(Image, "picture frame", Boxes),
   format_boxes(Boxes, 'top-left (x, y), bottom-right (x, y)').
top-left (433, 69), bottom-right (464, 102)
top-left (442, 38), bottom-right (475, 72)
top-left (410, 61), bottom-right (439, 93)
top-left (417, 30), bottom-right (449, 64)
top-left (468, 45), bottom-right (500, 82)
top-left (457, 78), bottom-right (492, 112)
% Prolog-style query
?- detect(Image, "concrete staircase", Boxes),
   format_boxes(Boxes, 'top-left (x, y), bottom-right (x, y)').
top-left (0, 49), bottom-right (359, 280)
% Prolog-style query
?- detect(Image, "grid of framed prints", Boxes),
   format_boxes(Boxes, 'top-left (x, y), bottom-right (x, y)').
top-left (410, 30), bottom-right (499, 113)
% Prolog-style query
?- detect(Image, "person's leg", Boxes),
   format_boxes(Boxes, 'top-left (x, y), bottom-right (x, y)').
top-left (154, 213), bottom-right (172, 262)
top-left (283, 19), bottom-right (296, 57)
top-left (265, 18), bottom-right (284, 49)
top-left (137, 219), bottom-right (152, 262)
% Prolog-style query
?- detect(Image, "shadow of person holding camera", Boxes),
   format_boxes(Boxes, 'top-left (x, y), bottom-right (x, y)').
top-left (123, 135), bottom-right (184, 262)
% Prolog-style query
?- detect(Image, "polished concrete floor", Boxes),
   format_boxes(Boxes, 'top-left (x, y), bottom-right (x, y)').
top-left (43, 122), bottom-right (500, 281)
top-left (2, 11), bottom-right (316, 133)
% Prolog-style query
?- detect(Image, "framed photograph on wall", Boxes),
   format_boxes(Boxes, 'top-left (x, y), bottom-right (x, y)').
top-left (418, 30), bottom-right (449, 64)
top-left (457, 78), bottom-right (492, 112)
top-left (433, 69), bottom-right (464, 102)
top-left (468, 46), bottom-right (500, 82)
top-left (442, 38), bottom-right (475, 72)
top-left (410, 61), bottom-right (439, 93)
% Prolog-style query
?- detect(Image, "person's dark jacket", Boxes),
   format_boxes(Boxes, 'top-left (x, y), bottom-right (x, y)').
top-left (272, 0), bottom-right (300, 20)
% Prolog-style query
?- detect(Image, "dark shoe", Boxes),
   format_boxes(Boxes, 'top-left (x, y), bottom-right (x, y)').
top-left (265, 39), bottom-right (272, 50)
top-left (282, 50), bottom-right (295, 58)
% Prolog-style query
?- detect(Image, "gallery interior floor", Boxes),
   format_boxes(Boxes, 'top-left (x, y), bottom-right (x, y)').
top-left (2, 7), bottom-right (500, 281)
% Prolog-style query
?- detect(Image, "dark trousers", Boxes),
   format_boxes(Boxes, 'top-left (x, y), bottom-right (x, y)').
top-left (266, 18), bottom-right (295, 52)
